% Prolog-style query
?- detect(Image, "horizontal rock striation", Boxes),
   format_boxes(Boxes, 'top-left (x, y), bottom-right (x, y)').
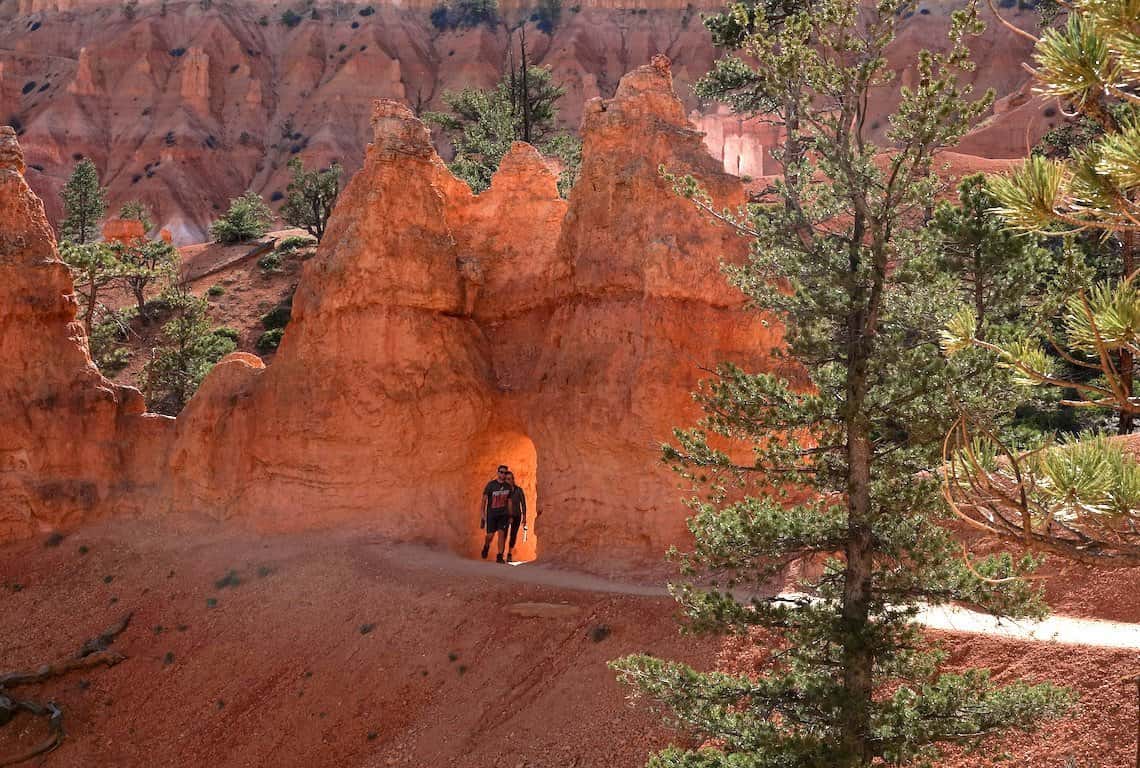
top-left (1, 0), bottom-right (1046, 242)
top-left (1, 58), bottom-right (783, 565)
top-left (0, 125), bottom-right (170, 541)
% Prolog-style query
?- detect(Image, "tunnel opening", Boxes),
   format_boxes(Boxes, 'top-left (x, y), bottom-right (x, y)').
top-left (469, 433), bottom-right (539, 564)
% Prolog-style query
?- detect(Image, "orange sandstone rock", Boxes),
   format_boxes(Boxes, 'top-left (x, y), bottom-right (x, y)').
top-left (2, 60), bottom-right (782, 568)
top-left (0, 126), bottom-right (168, 541)
top-left (3, 0), bottom-right (1046, 243)
top-left (101, 217), bottom-right (147, 244)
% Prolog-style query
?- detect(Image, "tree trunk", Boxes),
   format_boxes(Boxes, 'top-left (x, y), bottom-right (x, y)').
top-left (1120, 232), bottom-right (1135, 434)
top-left (520, 27), bottom-right (531, 144)
top-left (838, 243), bottom-right (875, 766)
top-left (84, 271), bottom-right (96, 339)
top-left (973, 255), bottom-right (986, 343)
top-left (840, 414), bottom-right (874, 766)
top-left (134, 283), bottom-right (147, 324)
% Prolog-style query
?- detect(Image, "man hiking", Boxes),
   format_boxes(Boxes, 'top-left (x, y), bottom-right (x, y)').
top-left (505, 470), bottom-right (527, 563)
top-left (480, 465), bottom-right (512, 563)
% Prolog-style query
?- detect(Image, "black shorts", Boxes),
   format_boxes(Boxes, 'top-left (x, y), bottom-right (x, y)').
top-left (487, 512), bottom-right (509, 532)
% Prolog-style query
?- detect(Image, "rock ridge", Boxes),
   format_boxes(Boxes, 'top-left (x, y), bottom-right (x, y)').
top-left (2, 57), bottom-right (779, 566)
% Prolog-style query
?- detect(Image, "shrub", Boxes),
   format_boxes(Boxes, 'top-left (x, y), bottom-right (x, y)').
top-left (207, 284), bottom-right (225, 297)
top-left (21, 81), bottom-right (36, 95)
top-left (429, 0), bottom-right (497, 29)
top-left (90, 308), bottom-right (137, 375)
top-left (258, 14), bottom-right (269, 24)
top-left (359, 5), bottom-right (374, 14)
top-left (260, 304), bottom-right (292, 329)
top-left (256, 328), bottom-right (285, 352)
top-left (215, 570), bottom-right (241, 589)
top-left (532, 0), bottom-right (560, 33)
top-left (281, 9), bottom-right (303, 26)
top-left (96, 345), bottom-right (132, 375)
top-left (278, 234), bottom-right (317, 251)
top-left (257, 251), bottom-right (282, 271)
top-left (213, 326), bottom-right (240, 342)
top-left (210, 191), bottom-right (273, 244)
top-left (170, 47), bottom-right (186, 57)
top-left (141, 292), bottom-right (236, 415)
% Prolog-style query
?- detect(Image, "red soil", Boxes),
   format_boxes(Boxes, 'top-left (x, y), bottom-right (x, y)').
top-left (1, 519), bottom-right (1137, 767)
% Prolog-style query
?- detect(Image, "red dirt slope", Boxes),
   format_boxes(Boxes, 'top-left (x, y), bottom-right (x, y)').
top-left (1, 519), bottom-right (1137, 767)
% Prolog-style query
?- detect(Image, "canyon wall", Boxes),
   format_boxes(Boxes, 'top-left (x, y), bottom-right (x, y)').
top-left (0, 58), bottom-right (777, 567)
top-left (2, 0), bottom-right (1049, 242)
top-left (0, 125), bottom-right (171, 541)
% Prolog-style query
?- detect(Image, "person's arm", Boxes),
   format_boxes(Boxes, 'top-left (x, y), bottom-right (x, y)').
top-left (520, 489), bottom-right (528, 525)
top-left (480, 487), bottom-right (489, 525)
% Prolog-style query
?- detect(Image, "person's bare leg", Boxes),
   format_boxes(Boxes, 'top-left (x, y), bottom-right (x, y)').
top-left (481, 530), bottom-right (493, 558)
top-left (496, 530), bottom-right (507, 558)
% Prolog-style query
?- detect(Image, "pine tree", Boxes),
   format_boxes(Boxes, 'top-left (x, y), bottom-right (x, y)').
top-left (425, 31), bottom-right (579, 194)
top-left (280, 157), bottom-right (342, 241)
top-left (61, 241), bottom-right (120, 339)
top-left (931, 174), bottom-right (1050, 341)
top-left (970, 0), bottom-right (1140, 432)
top-left (60, 158), bottom-right (107, 245)
top-left (119, 199), bottom-right (154, 234)
top-left (209, 191), bottom-right (274, 244)
top-left (141, 291), bottom-right (237, 415)
top-left (112, 237), bottom-right (178, 322)
top-left (609, 1), bottom-right (1071, 765)
top-left (941, 0), bottom-right (1140, 565)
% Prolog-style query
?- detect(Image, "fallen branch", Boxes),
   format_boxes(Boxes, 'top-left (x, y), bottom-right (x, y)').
top-left (0, 613), bottom-right (132, 766)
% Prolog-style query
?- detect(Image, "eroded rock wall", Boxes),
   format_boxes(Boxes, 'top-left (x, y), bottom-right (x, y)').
top-left (0, 126), bottom-right (169, 540)
top-left (2, 59), bottom-right (779, 565)
top-left (3, 0), bottom-right (1049, 242)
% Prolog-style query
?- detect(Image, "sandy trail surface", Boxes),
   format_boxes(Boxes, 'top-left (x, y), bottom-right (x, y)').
top-left (418, 545), bottom-right (1140, 649)
top-left (0, 518), bottom-right (1137, 767)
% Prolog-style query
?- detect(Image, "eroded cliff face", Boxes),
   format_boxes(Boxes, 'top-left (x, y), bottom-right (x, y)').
top-left (2, 0), bottom-right (1048, 242)
top-left (0, 58), bottom-right (781, 566)
top-left (0, 125), bottom-right (169, 541)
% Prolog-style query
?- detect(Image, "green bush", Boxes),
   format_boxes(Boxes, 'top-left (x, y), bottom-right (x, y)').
top-left (213, 326), bottom-right (240, 343)
top-left (256, 328), bottom-right (285, 352)
top-left (281, 9), bottom-right (303, 26)
top-left (207, 284), bottom-right (225, 297)
top-left (257, 251), bottom-right (282, 271)
top-left (260, 304), bottom-right (292, 330)
top-left (96, 345), bottom-right (132, 375)
top-left (142, 292), bottom-right (237, 415)
top-left (210, 191), bottom-right (273, 244)
top-left (277, 234), bottom-right (317, 252)
top-left (429, 0), bottom-right (497, 29)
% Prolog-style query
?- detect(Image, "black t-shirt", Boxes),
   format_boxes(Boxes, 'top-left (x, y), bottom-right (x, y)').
top-left (509, 486), bottom-right (526, 518)
top-left (484, 480), bottom-right (512, 517)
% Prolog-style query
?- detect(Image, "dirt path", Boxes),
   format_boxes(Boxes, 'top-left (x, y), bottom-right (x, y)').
top-left (2, 522), bottom-right (1136, 768)
top-left (392, 542), bottom-right (1140, 650)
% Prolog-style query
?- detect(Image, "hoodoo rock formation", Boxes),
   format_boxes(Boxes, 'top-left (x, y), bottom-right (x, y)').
top-left (1, 0), bottom-right (1049, 241)
top-left (0, 125), bottom-right (167, 541)
top-left (0, 58), bottom-right (778, 566)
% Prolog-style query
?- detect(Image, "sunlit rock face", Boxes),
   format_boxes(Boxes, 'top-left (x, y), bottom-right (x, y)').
top-left (0, 39), bottom-right (1034, 564)
top-left (2, 0), bottom-right (1044, 242)
top-left (0, 125), bottom-right (169, 542)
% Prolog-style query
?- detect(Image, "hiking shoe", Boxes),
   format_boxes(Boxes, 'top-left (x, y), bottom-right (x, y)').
top-left (496, 554), bottom-right (505, 564)
top-left (481, 545), bottom-right (489, 559)
top-left (506, 551), bottom-right (513, 562)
